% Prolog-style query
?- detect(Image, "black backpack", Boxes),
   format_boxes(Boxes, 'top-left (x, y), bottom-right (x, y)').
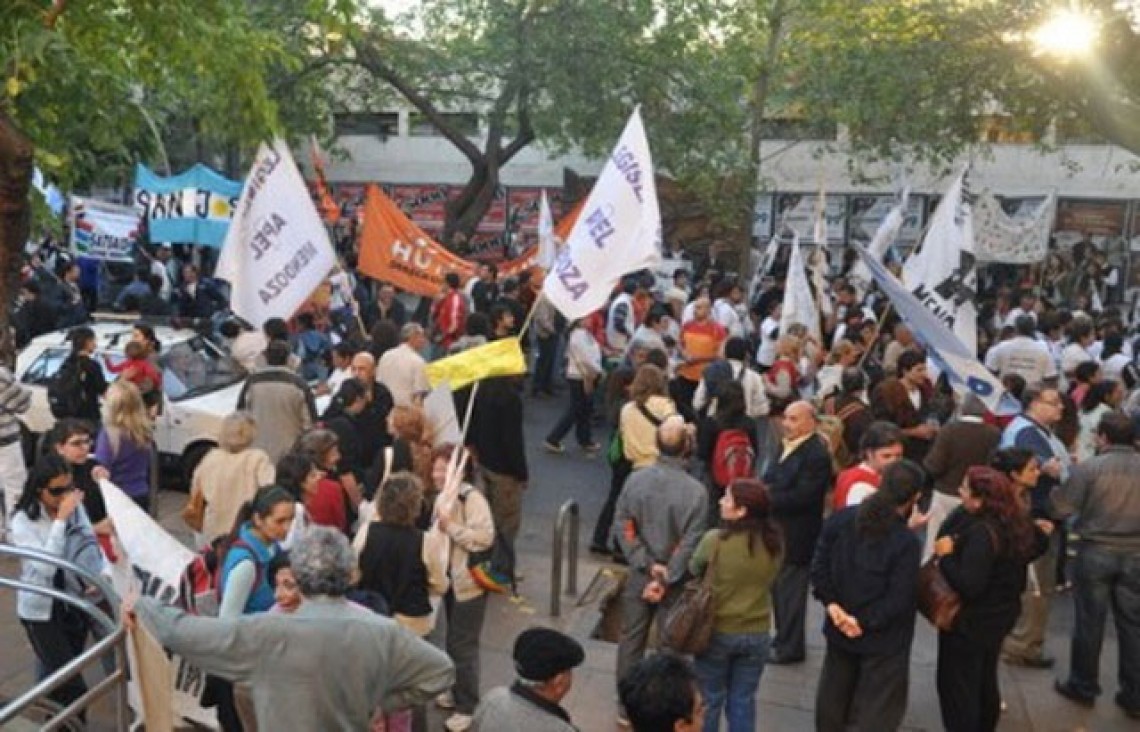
top-left (47, 356), bottom-right (85, 419)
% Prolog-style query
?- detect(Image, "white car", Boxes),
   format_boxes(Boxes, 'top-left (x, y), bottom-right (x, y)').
top-left (16, 321), bottom-right (246, 481)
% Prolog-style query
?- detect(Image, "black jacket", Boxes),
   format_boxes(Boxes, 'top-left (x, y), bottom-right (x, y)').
top-left (358, 523), bottom-right (431, 617)
top-left (811, 507), bottom-right (921, 656)
top-left (763, 433), bottom-right (833, 566)
top-left (465, 376), bottom-right (528, 481)
top-left (937, 507), bottom-right (1048, 646)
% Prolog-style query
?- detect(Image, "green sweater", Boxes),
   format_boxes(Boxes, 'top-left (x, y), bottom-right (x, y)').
top-left (689, 530), bottom-right (782, 635)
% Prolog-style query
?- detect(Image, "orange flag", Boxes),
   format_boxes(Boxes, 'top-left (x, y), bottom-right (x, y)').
top-left (358, 185), bottom-right (584, 297)
top-left (309, 138), bottom-right (341, 225)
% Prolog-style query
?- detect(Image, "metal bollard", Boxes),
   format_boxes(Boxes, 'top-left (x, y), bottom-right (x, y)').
top-left (550, 499), bottom-right (580, 617)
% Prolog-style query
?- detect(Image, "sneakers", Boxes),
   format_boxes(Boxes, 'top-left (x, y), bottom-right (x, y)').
top-left (435, 692), bottom-right (455, 710)
top-left (543, 440), bottom-right (565, 454)
top-left (444, 713), bottom-right (473, 731)
top-left (581, 441), bottom-right (602, 454)
top-left (1002, 653), bottom-right (1055, 669)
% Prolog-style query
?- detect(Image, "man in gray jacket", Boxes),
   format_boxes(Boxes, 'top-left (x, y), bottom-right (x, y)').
top-left (127, 528), bottom-right (454, 730)
top-left (613, 415), bottom-right (708, 687)
top-left (1052, 412), bottom-right (1140, 718)
top-left (236, 341), bottom-right (318, 462)
top-left (473, 627), bottom-right (585, 732)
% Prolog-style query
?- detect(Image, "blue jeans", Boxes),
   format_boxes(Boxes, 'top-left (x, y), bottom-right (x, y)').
top-left (1065, 544), bottom-right (1140, 708)
top-left (694, 631), bottom-right (770, 732)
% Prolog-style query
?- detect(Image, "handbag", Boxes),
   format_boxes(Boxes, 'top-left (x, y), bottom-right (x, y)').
top-left (658, 539), bottom-right (720, 655)
top-left (916, 558), bottom-right (960, 632)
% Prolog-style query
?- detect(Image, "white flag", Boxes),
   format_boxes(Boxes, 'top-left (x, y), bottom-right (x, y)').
top-left (974, 191), bottom-right (1055, 263)
top-left (848, 189), bottom-right (909, 295)
top-left (857, 247), bottom-right (1020, 415)
top-left (780, 233), bottom-right (820, 342)
top-left (536, 189), bottom-right (557, 270)
top-left (215, 139), bottom-right (338, 327)
top-left (543, 108), bottom-right (661, 320)
top-left (903, 169), bottom-right (977, 356)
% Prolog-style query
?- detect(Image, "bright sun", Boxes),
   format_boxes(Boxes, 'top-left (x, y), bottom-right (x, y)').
top-left (1029, 8), bottom-right (1100, 59)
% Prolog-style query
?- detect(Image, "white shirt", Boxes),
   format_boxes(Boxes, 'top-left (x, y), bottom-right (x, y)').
top-left (1004, 307), bottom-right (1036, 328)
top-left (1061, 342), bottom-right (1095, 375)
top-left (692, 359), bottom-right (770, 419)
top-left (231, 331), bottom-right (268, 372)
top-left (326, 366), bottom-right (352, 396)
top-left (151, 259), bottom-right (173, 300)
top-left (376, 343), bottom-right (431, 407)
top-left (712, 298), bottom-right (744, 338)
top-left (565, 328), bottom-right (602, 380)
top-left (984, 336), bottom-right (1057, 386)
top-left (755, 316), bottom-right (780, 366)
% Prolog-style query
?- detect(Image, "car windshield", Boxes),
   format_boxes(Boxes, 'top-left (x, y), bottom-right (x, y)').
top-left (20, 336), bottom-right (243, 402)
top-left (160, 337), bottom-right (244, 401)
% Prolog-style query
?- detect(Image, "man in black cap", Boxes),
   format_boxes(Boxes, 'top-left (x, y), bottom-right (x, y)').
top-left (471, 627), bottom-right (585, 731)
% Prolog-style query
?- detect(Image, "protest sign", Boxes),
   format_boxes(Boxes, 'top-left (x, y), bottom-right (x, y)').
top-left (974, 192), bottom-right (1055, 263)
top-left (101, 479), bottom-right (217, 728)
top-left (779, 233), bottom-right (821, 342)
top-left (134, 164), bottom-right (242, 247)
top-left (69, 196), bottom-right (141, 262)
top-left (215, 139), bottom-right (339, 327)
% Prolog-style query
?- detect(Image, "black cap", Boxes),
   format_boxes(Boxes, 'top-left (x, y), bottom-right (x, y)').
top-left (513, 628), bottom-right (585, 682)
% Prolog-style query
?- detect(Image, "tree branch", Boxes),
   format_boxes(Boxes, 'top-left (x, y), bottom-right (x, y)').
top-left (354, 35), bottom-right (484, 165)
top-left (500, 81), bottom-right (534, 164)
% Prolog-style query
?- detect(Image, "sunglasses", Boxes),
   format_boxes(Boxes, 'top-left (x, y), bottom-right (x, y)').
top-left (45, 483), bottom-right (76, 497)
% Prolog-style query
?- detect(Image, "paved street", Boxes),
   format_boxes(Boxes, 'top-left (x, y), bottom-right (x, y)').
top-left (0, 392), bottom-right (1134, 730)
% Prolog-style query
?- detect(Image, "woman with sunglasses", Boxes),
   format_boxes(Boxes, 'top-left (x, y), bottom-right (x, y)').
top-left (10, 454), bottom-right (106, 713)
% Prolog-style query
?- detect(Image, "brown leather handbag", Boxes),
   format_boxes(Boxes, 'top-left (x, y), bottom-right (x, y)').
top-left (658, 541), bottom-right (720, 655)
top-left (917, 557), bottom-right (961, 632)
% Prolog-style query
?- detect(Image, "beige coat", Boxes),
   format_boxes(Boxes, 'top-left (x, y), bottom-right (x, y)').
top-left (194, 448), bottom-right (275, 542)
top-left (436, 484), bottom-right (495, 602)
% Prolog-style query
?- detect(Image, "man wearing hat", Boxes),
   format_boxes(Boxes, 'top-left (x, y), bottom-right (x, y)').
top-left (472, 627), bottom-right (585, 731)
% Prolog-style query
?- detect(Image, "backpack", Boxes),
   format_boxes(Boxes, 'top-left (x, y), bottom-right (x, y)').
top-left (459, 490), bottom-right (516, 595)
top-left (47, 356), bottom-right (85, 419)
top-left (180, 537), bottom-right (262, 617)
top-left (711, 428), bottom-right (755, 489)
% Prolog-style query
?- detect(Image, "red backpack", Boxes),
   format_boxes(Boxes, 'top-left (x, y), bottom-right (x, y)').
top-left (711, 428), bottom-right (755, 489)
top-left (180, 537), bottom-right (261, 616)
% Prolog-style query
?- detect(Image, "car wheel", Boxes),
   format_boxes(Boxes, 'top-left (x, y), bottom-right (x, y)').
top-left (180, 441), bottom-right (216, 491)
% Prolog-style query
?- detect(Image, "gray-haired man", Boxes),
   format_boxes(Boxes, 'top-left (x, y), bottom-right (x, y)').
top-left (127, 527), bottom-right (454, 729)
top-left (376, 322), bottom-right (432, 407)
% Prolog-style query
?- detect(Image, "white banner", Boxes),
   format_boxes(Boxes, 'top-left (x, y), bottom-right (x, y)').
top-left (775, 193), bottom-right (846, 243)
top-left (903, 169), bottom-right (977, 356)
top-left (216, 139), bottom-right (338, 327)
top-left (974, 192), bottom-right (1055, 263)
top-left (101, 480), bottom-right (218, 728)
top-left (69, 196), bottom-right (141, 262)
top-left (780, 233), bottom-right (821, 341)
top-left (847, 190), bottom-right (910, 295)
top-left (543, 108), bottom-right (662, 320)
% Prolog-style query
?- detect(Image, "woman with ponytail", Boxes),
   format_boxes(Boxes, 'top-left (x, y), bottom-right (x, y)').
top-left (215, 484), bottom-right (295, 730)
top-left (933, 466), bottom-right (1048, 732)
top-left (810, 460), bottom-right (924, 732)
top-left (688, 478), bottom-right (783, 732)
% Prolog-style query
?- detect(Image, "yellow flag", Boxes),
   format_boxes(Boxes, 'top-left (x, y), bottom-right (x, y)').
top-left (425, 337), bottom-right (527, 391)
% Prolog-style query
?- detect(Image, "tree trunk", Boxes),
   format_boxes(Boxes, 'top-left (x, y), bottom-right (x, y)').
top-left (0, 111), bottom-right (33, 365)
top-left (739, 0), bottom-right (788, 279)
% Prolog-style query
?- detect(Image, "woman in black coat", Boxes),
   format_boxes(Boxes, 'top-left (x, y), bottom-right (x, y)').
top-left (933, 466), bottom-right (1050, 732)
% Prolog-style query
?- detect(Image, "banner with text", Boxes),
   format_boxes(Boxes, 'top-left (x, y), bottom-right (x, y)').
top-left (357, 185), bottom-right (579, 297)
top-left (69, 196), bottom-right (141, 262)
top-left (215, 140), bottom-right (338, 326)
top-left (133, 164), bottom-right (243, 247)
top-left (543, 107), bottom-right (662, 321)
top-left (102, 479), bottom-right (216, 728)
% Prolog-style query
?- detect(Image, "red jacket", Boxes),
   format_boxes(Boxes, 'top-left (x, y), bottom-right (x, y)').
top-left (432, 290), bottom-right (467, 349)
top-left (833, 463), bottom-right (881, 510)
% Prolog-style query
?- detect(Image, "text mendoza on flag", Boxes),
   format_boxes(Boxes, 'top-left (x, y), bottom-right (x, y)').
top-left (543, 107), bottom-right (662, 321)
top-left (857, 246), bottom-right (1020, 415)
top-left (215, 140), bottom-right (338, 327)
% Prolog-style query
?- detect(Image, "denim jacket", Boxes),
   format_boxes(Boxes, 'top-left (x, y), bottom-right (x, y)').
top-left (11, 504), bottom-right (106, 621)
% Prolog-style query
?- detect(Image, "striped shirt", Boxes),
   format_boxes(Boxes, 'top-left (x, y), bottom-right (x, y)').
top-left (0, 366), bottom-right (31, 443)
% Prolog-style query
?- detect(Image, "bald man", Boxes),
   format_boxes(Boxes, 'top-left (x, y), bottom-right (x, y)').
top-left (763, 400), bottom-right (833, 664)
top-left (346, 351), bottom-right (394, 468)
top-left (612, 415), bottom-right (708, 689)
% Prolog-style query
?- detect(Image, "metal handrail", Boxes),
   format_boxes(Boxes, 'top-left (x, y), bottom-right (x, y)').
top-left (550, 500), bottom-right (579, 617)
top-left (0, 543), bottom-right (129, 730)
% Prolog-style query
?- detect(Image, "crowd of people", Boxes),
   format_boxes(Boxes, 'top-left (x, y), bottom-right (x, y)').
top-left (0, 231), bottom-right (1138, 732)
